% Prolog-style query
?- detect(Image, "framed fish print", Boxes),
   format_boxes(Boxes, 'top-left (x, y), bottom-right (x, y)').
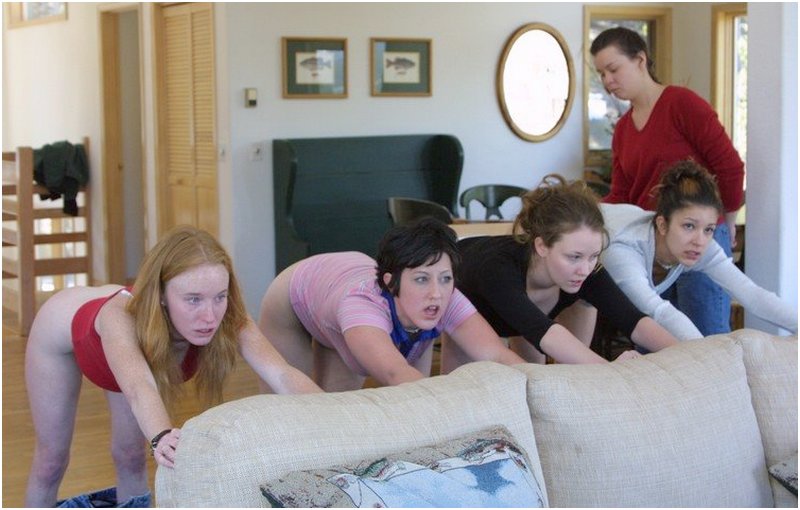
top-left (282, 37), bottom-right (347, 98)
top-left (371, 38), bottom-right (432, 97)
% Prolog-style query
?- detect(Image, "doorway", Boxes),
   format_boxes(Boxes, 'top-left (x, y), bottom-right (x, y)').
top-left (100, 5), bottom-right (146, 285)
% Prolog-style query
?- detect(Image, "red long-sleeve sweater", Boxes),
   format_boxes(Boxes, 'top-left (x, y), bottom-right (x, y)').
top-left (604, 85), bottom-right (745, 213)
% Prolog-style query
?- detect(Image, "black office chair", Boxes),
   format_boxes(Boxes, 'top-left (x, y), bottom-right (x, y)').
top-left (387, 197), bottom-right (454, 227)
top-left (459, 184), bottom-right (528, 220)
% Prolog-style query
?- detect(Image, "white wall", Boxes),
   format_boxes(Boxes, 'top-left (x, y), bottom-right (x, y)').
top-left (223, 2), bottom-right (588, 312)
top-left (671, 3), bottom-right (712, 98)
top-left (2, 3), bottom-right (106, 279)
top-left (219, 3), bottom-right (583, 311)
top-left (221, 1), bottom-right (721, 313)
top-left (744, 3), bottom-right (798, 332)
top-left (3, 2), bottom-right (794, 319)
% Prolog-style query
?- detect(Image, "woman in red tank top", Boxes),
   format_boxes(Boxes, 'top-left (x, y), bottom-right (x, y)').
top-left (24, 226), bottom-right (322, 507)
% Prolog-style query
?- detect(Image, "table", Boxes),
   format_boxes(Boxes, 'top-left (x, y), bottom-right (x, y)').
top-left (449, 221), bottom-right (513, 240)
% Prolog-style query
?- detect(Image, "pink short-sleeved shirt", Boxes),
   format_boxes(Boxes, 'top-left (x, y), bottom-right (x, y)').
top-left (289, 251), bottom-right (476, 376)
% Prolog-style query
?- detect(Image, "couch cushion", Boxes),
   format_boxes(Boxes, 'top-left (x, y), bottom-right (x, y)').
top-left (727, 329), bottom-right (798, 506)
top-left (155, 361), bottom-right (545, 507)
top-left (515, 336), bottom-right (773, 507)
top-left (259, 425), bottom-right (545, 507)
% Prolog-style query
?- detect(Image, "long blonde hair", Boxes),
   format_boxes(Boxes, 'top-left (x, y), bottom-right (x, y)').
top-left (126, 226), bottom-right (247, 409)
top-left (513, 174), bottom-right (608, 249)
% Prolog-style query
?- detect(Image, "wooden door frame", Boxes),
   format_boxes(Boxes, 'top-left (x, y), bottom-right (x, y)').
top-left (99, 2), bottom-right (146, 284)
top-left (711, 3), bottom-right (747, 131)
top-left (152, 2), bottom-right (168, 238)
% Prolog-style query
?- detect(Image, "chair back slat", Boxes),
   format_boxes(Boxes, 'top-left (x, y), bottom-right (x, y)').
top-left (459, 184), bottom-right (527, 220)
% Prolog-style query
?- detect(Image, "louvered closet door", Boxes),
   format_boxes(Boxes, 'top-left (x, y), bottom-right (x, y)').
top-left (163, 3), bottom-right (218, 236)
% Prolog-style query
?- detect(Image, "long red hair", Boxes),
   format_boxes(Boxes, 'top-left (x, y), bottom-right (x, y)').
top-left (126, 226), bottom-right (247, 409)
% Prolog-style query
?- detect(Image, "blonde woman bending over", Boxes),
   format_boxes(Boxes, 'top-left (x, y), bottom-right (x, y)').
top-left (24, 226), bottom-right (321, 508)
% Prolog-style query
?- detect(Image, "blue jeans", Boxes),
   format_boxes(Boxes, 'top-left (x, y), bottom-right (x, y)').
top-left (660, 223), bottom-right (733, 336)
top-left (57, 487), bottom-right (151, 508)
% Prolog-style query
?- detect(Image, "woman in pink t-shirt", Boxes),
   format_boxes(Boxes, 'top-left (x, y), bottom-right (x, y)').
top-left (258, 218), bottom-right (524, 391)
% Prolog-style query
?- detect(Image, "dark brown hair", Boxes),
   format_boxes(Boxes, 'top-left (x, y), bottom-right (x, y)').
top-left (513, 174), bottom-right (607, 249)
top-left (653, 160), bottom-right (723, 221)
top-left (376, 217), bottom-right (460, 296)
top-left (590, 26), bottom-right (660, 84)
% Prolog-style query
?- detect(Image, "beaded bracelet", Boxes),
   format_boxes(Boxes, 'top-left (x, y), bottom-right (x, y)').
top-left (149, 428), bottom-right (172, 453)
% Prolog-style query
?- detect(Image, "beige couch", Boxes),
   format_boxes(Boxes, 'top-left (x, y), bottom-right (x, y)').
top-left (155, 329), bottom-right (797, 507)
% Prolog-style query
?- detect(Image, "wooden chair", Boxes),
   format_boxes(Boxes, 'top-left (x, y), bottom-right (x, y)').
top-left (459, 184), bottom-right (527, 220)
top-left (387, 197), bottom-right (454, 227)
top-left (2, 138), bottom-right (92, 335)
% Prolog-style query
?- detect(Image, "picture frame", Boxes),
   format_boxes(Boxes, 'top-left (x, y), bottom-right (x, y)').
top-left (6, 2), bottom-right (67, 29)
top-left (282, 37), bottom-right (347, 99)
top-left (371, 38), bottom-right (432, 97)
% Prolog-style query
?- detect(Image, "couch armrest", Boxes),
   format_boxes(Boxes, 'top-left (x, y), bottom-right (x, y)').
top-left (726, 329), bottom-right (798, 507)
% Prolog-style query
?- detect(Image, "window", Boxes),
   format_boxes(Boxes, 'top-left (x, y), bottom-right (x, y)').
top-left (712, 4), bottom-right (748, 168)
top-left (583, 6), bottom-right (672, 170)
top-left (5, 2), bottom-right (67, 28)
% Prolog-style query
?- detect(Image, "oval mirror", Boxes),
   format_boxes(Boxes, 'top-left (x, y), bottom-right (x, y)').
top-left (497, 23), bottom-right (574, 142)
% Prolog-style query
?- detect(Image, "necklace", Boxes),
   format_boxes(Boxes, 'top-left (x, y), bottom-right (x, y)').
top-left (655, 259), bottom-right (675, 270)
top-left (404, 326), bottom-right (420, 334)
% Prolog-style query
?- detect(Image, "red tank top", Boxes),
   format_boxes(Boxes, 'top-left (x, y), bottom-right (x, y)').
top-left (71, 287), bottom-right (199, 392)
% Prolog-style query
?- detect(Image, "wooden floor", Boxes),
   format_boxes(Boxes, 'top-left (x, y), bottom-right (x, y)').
top-left (2, 307), bottom-right (265, 507)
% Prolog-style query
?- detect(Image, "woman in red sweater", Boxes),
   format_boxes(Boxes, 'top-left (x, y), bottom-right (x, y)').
top-left (590, 26), bottom-right (745, 336)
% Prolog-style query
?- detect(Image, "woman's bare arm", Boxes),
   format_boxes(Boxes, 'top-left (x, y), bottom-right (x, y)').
top-left (447, 313), bottom-right (526, 366)
top-left (238, 319), bottom-right (323, 394)
top-left (97, 295), bottom-right (177, 466)
top-left (630, 317), bottom-right (679, 352)
top-left (343, 325), bottom-right (426, 386)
